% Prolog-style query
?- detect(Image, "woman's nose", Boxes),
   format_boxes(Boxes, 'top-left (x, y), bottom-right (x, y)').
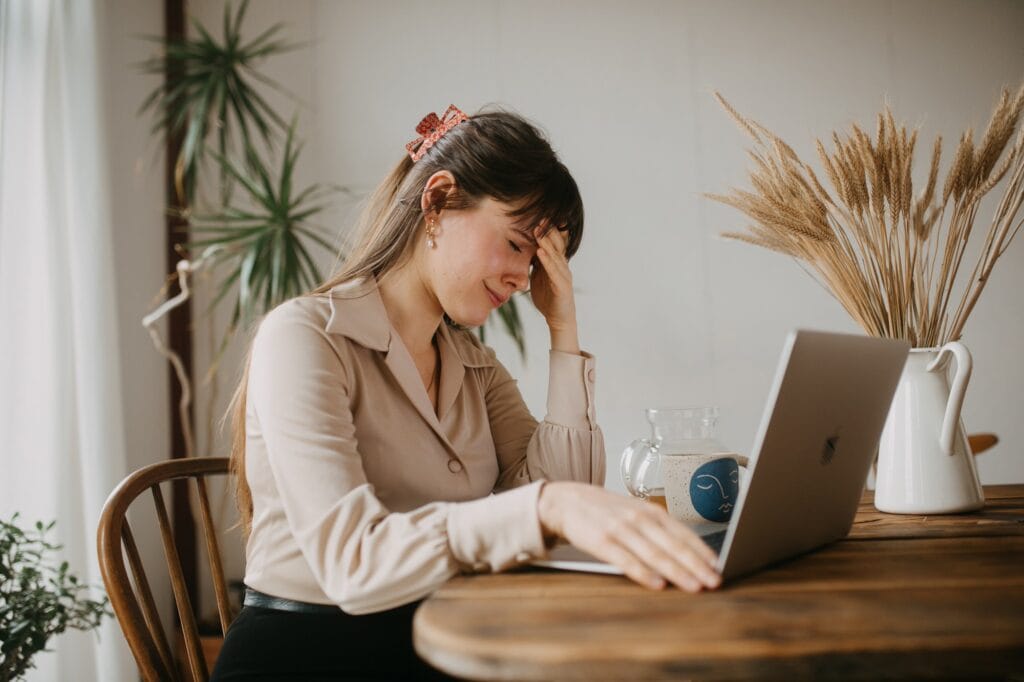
top-left (503, 264), bottom-right (530, 292)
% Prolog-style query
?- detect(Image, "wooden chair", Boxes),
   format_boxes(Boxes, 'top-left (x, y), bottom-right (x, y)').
top-left (97, 457), bottom-right (235, 682)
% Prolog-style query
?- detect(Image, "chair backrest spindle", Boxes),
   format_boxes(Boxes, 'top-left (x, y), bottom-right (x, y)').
top-left (97, 457), bottom-right (234, 682)
top-left (151, 484), bottom-right (208, 681)
top-left (195, 477), bottom-right (233, 635)
top-left (122, 522), bottom-right (177, 675)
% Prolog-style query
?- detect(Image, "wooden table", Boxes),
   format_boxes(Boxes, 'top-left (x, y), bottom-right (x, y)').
top-left (414, 485), bottom-right (1024, 680)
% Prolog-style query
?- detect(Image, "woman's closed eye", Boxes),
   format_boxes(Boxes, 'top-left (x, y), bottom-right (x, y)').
top-left (509, 240), bottom-right (523, 253)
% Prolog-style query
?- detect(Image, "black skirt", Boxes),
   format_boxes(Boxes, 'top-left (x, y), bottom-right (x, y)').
top-left (210, 598), bottom-right (458, 681)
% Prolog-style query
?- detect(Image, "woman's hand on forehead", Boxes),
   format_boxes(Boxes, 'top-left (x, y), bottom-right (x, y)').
top-left (535, 220), bottom-right (568, 253)
top-left (528, 219), bottom-right (576, 336)
top-left (532, 217), bottom-right (567, 243)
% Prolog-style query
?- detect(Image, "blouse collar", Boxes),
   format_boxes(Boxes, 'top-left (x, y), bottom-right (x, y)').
top-left (324, 276), bottom-right (495, 368)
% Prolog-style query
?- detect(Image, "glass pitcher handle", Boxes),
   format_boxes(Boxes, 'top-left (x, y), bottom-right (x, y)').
top-left (620, 437), bottom-right (656, 497)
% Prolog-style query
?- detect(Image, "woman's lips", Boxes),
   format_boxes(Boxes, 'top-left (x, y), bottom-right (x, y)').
top-left (485, 285), bottom-right (505, 307)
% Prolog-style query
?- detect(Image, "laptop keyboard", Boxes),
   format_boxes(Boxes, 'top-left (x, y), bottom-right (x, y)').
top-left (701, 529), bottom-right (728, 554)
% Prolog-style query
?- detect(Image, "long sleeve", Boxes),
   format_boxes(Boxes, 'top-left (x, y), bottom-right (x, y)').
top-left (247, 305), bottom-right (549, 615)
top-left (486, 348), bottom-right (607, 492)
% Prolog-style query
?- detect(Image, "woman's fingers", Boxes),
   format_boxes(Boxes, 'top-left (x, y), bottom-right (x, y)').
top-left (657, 512), bottom-right (720, 566)
top-left (545, 483), bottom-right (721, 594)
top-left (543, 224), bottom-right (568, 254)
top-left (541, 240), bottom-right (571, 276)
top-left (535, 223), bottom-right (568, 255)
top-left (613, 510), bottom-right (720, 592)
top-left (535, 234), bottom-right (572, 283)
top-left (598, 536), bottom-right (667, 590)
top-left (534, 248), bottom-right (569, 290)
top-left (533, 252), bottom-right (566, 297)
top-left (533, 225), bottom-right (571, 282)
top-left (641, 519), bottom-right (722, 589)
top-left (612, 528), bottom-right (700, 592)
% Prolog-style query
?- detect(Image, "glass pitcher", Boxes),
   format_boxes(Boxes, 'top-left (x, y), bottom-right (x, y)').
top-left (620, 407), bottom-right (744, 518)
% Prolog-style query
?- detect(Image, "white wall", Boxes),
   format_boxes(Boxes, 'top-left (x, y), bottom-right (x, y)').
top-left (187, 0), bottom-right (1023, 483)
top-left (108, 0), bottom-right (1024, 625)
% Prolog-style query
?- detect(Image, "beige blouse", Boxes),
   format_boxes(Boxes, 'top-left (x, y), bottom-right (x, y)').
top-left (243, 277), bottom-right (606, 614)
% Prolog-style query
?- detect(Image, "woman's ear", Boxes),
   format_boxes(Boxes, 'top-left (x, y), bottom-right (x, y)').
top-left (420, 170), bottom-right (457, 216)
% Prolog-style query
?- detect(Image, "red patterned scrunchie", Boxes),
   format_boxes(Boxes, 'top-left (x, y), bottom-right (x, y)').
top-left (405, 104), bottom-right (469, 162)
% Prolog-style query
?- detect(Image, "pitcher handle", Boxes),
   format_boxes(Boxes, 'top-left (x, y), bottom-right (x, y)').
top-left (926, 341), bottom-right (972, 456)
top-left (620, 438), bottom-right (656, 497)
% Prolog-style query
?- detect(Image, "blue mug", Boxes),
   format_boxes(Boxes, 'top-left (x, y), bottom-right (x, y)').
top-left (661, 453), bottom-right (750, 524)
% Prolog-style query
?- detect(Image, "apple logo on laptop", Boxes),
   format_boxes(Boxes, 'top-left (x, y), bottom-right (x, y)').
top-left (821, 433), bottom-right (840, 465)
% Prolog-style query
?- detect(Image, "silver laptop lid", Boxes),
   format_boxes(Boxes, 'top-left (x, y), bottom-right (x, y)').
top-left (717, 329), bottom-right (909, 580)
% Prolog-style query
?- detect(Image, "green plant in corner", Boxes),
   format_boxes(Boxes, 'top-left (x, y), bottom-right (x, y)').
top-left (0, 514), bottom-right (110, 682)
top-left (187, 122), bottom-right (339, 352)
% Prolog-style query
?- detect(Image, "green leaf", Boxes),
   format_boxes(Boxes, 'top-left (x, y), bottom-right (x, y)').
top-left (238, 245), bottom-right (259, 316)
top-left (292, 233), bottom-right (324, 289)
top-left (212, 151), bottom-right (268, 209)
top-left (294, 226), bottom-right (337, 254)
top-left (232, 0), bottom-right (250, 38)
top-left (136, 0), bottom-right (291, 204)
top-left (190, 17), bottom-right (219, 51)
top-left (229, 76), bottom-right (274, 141)
top-left (242, 82), bottom-right (288, 131)
top-left (289, 204), bottom-right (329, 223)
top-left (223, 0), bottom-right (234, 52)
top-left (208, 268), bottom-right (242, 314)
top-left (225, 77), bottom-right (258, 150)
top-left (0, 516), bottom-right (109, 677)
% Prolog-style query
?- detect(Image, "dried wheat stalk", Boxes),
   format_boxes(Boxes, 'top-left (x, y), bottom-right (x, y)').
top-left (710, 86), bottom-right (1024, 347)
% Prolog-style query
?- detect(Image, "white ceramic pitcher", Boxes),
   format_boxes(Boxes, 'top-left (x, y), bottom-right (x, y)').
top-left (875, 342), bottom-right (985, 514)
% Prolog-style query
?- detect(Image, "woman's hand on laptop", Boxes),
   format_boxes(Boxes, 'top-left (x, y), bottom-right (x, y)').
top-left (537, 481), bottom-right (722, 592)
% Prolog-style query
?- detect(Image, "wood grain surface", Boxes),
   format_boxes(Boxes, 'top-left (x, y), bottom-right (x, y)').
top-left (415, 485), bottom-right (1024, 680)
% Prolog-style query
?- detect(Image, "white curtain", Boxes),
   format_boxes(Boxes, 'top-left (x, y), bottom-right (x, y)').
top-left (0, 0), bottom-right (135, 680)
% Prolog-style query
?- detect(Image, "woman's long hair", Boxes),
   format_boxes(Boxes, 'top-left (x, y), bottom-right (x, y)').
top-left (229, 107), bottom-right (585, 537)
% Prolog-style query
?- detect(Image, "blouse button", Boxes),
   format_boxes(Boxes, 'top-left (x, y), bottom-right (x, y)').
top-left (587, 368), bottom-right (596, 383)
top-left (447, 459), bottom-right (463, 473)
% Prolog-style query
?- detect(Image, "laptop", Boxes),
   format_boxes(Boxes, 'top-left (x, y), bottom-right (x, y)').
top-left (531, 329), bottom-right (910, 582)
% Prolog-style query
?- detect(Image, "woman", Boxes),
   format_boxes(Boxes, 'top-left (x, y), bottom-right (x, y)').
top-left (211, 105), bottom-right (721, 681)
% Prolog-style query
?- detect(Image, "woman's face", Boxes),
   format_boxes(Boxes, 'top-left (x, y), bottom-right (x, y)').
top-left (426, 195), bottom-right (539, 328)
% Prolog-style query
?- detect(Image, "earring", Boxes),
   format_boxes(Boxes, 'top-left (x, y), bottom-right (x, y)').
top-left (426, 219), bottom-right (438, 249)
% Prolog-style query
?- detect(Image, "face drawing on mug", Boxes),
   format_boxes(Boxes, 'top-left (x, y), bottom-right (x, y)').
top-left (689, 458), bottom-right (741, 522)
